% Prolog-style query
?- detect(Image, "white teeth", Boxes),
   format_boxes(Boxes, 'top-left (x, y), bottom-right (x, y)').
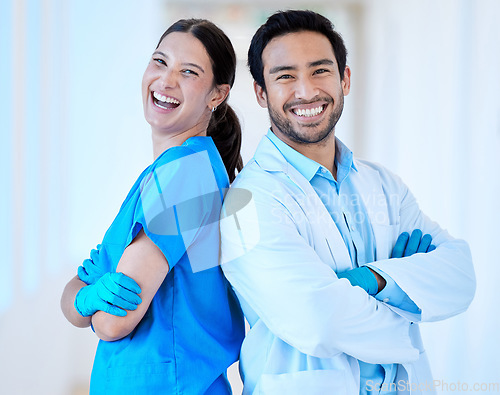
top-left (153, 91), bottom-right (180, 104)
top-left (293, 105), bottom-right (324, 117)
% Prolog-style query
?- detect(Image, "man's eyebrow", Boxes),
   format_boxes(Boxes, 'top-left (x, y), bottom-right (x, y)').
top-left (151, 51), bottom-right (205, 73)
top-left (308, 59), bottom-right (335, 68)
top-left (268, 59), bottom-right (335, 75)
top-left (269, 65), bottom-right (296, 75)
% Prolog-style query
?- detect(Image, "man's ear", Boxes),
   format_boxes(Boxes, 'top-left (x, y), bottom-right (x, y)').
top-left (253, 81), bottom-right (268, 108)
top-left (209, 84), bottom-right (230, 109)
top-left (342, 66), bottom-right (351, 96)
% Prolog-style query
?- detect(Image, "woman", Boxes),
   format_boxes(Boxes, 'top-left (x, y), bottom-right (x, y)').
top-left (61, 19), bottom-right (245, 394)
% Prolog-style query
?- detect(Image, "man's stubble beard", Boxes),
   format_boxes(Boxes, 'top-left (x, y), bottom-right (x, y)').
top-left (267, 93), bottom-right (344, 146)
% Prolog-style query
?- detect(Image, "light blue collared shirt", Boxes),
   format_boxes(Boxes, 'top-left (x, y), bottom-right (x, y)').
top-left (267, 130), bottom-right (418, 394)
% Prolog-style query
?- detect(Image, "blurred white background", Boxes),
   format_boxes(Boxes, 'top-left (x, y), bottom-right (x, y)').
top-left (1, 0), bottom-right (499, 394)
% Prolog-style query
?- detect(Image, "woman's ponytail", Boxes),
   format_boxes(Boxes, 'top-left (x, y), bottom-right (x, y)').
top-left (208, 102), bottom-right (242, 183)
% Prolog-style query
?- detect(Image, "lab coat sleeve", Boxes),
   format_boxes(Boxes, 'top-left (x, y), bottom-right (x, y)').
top-left (367, 167), bottom-right (476, 323)
top-left (370, 268), bottom-right (421, 314)
top-left (220, 172), bottom-right (419, 364)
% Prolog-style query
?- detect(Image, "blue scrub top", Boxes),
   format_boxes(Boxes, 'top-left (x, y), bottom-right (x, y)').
top-left (84, 136), bottom-right (245, 394)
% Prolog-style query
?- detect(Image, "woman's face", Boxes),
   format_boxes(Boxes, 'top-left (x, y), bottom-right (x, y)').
top-left (142, 32), bottom-right (219, 137)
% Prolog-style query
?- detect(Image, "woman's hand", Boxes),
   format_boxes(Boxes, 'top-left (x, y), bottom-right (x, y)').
top-left (91, 229), bottom-right (169, 342)
top-left (74, 272), bottom-right (142, 317)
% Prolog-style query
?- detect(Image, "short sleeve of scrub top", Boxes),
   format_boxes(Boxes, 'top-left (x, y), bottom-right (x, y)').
top-left (132, 145), bottom-right (223, 271)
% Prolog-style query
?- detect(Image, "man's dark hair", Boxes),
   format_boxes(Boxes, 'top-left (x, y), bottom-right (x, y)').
top-left (248, 10), bottom-right (348, 90)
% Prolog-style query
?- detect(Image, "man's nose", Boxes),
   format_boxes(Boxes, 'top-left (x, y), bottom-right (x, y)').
top-left (294, 77), bottom-right (319, 100)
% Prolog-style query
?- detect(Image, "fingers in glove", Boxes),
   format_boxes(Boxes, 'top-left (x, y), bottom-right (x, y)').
top-left (90, 247), bottom-right (100, 263)
top-left (391, 232), bottom-right (409, 258)
top-left (404, 229), bottom-right (423, 256)
top-left (100, 273), bottom-right (142, 305)
top-left (78, 265), bottom-right (93, 285)
top-left (97, 283), bottom-right (141, 311)
top-left (417, 233), bottom-right (432, 253)
top-left (96, 299), bottom-right (128, 317)
top-left (112, 272), bottom-right (142, 295)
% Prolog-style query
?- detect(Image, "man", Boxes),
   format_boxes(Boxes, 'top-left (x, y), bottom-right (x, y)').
top-left (220, 10), bottom-right (476, 395)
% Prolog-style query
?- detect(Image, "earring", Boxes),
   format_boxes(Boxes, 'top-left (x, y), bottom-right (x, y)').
top-left (212, 106), bottom-right (217, 113)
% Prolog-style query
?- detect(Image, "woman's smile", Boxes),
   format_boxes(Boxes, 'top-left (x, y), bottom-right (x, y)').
top-left (151, 91), bottom-right (181, 111)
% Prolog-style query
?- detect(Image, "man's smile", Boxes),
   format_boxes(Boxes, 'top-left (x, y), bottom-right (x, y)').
top-left (286, 99), bottom-right (331, 122)
top-left (292, 104), bottom-right (325, 117)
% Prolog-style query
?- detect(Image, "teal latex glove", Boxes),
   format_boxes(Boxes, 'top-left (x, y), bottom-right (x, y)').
top-left (391, 229), bottom-right (436, 258)
top-left (78, 245), bottom-right (105, 285)
top-left (337, 266), bottom-right (379, 295)
top-left (74, 272), bottom-right (142, 317)
top-left (337, 229), bottom-right (435, 295)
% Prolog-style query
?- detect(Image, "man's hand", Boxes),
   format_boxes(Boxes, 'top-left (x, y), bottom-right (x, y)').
top-left (74, 272), bottom-right (142, 317)
top-left (337, 266), bottom-right (380, 295)
top-left (391, 229), bottom-right (436, 258)
top-left (337, 229), bottom-right (435, 295)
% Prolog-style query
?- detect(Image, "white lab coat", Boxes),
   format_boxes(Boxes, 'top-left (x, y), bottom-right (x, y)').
top-left (220, 135), bottom-right (475, 395)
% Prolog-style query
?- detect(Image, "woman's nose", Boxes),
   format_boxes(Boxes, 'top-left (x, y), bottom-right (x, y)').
top-left (159, 69), bottom-right (177, 89)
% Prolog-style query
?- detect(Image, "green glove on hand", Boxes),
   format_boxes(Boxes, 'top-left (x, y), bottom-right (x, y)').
top-left (74, 272), bottom-right (142, 317)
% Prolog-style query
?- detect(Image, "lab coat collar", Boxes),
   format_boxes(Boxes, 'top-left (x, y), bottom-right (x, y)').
top-left (253, 132), bottom-right (292, 174)
top-left (266, 130), bottom-right (320, 181)
top-left (253, 131), bottom-right (352, 270)
top-left (253, 131), bottom-right (392, 266)
top-left (254, 130), bottom-right (389, 229)
top-left (261, 129), bottom-right (357, 178)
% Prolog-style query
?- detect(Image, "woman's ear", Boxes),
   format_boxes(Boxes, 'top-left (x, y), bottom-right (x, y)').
top-left (209, 84), bottom-right (230, 110)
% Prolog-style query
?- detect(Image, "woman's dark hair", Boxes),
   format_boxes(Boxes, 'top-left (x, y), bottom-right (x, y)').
top-left (248, 10), bottom-right (348, 91)
top-left (157, 19), bottom-right (243, 182)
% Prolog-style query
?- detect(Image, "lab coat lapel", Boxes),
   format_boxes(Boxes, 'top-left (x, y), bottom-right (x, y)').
top-left (254, 136), bottom-right (352, 272)
top-left (285, 164), bottom-right (352, 271)
top-left (349, 162), bottom-right (392, 260)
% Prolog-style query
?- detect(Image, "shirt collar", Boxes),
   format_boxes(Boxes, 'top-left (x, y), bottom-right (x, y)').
top-left (267, 130), bottom-right (320, 181)
top-left (266, 129), bottom-right (357, 183)
top-left (335, 137), bottom-right (357, 184)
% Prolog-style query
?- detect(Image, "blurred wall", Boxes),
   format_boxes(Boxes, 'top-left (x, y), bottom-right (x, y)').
top-left (359, 0), bottom-right (500, 388)
top-left (1, 0), bottom-right (499, 394)
top-left (0, 1), bottom-right (164, 394)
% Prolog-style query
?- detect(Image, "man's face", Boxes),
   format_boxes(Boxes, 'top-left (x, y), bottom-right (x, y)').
top-left (254, 30), bottom-right (350, 147)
